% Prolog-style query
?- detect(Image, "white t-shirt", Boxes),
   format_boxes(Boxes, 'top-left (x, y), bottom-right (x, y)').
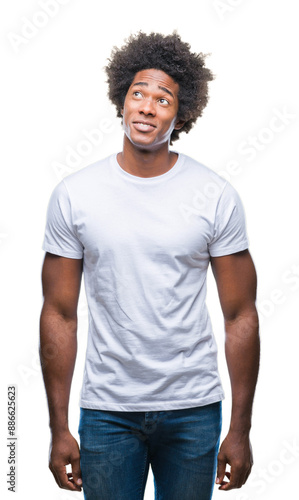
top-left (42, 152), bottom-right (249, 411)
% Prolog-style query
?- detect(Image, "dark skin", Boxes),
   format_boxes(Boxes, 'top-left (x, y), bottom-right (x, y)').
top-left (40, 254), bottom-right (83, 491)
top-left (39, 68), bottom-right (260, 492)
top-left (117, 69), bottom-right (185, 176)
top-left (211, 250), bottom-right (259, 490)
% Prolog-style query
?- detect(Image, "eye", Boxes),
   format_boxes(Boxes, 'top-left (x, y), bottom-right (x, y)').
top-left (133, 91), bottom-right (142, 98)
top-left (159, 98), bottom-right (170, 105)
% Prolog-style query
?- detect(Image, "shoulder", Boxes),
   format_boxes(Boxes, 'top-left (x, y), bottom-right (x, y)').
top-left (62, 153), bottom-right (115, 188)
top-left (177, 153), bottom-right (246, 220)
top-left (179, 153), bottom-right (227, 186)
top-left (178, 152), bottom-right (230, 198)
top-left (181, 153), bottom-right (244, 194)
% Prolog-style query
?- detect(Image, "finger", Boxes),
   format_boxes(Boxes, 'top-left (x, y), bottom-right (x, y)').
top-left (243, 463), bottom-right (253, 485)
top-left (66, 473), bottom-right (82, 490)
top-left (215, 456), bottom-right (227, 485)
top-left (219, 466), bottom-right (244, 491)
top-left (50, 463), bottom-right (80, 491)
top-left (247, 467), bottom-right (252, 481)
top-left (49, 463), bottom-right (63, 488)
top-left (69, 456), bottom-right (83, 489)
top-left (217, 471), bottom-right (231, 490)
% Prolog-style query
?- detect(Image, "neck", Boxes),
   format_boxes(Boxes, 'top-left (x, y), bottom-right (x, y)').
top-left (117, 136), bottom-right (178, 178)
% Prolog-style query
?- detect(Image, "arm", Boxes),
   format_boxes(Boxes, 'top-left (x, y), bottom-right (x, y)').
top-left (210, 249), bottom-right (260, 491)
top-left (39, 252), bottom-right (83, 491)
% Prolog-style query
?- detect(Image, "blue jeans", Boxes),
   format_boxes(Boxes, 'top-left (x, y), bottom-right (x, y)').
top-left (78, 401), bottom-right (222, 500)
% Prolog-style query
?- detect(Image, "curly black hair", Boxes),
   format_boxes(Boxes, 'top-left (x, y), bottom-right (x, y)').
top-left (105, 31), bottom-right (215, 144)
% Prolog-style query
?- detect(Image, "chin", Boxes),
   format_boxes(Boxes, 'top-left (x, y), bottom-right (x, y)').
top-left (134, 140), bottom-right (167, 152)
top-left (128, 135), bottom-right (156, 149)
top-left (130, 134), bottom-right (171, 150)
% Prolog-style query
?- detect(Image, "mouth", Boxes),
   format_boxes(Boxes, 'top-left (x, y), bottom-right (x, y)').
top-left (133, 121), bottom-right (156, 132)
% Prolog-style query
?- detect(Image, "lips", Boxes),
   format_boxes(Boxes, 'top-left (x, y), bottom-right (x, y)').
top-left (133, 121), bottom-right (156, 132)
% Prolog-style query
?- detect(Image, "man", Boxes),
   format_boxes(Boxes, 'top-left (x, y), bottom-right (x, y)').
top-left (40, 32), bottom-right (260, 500)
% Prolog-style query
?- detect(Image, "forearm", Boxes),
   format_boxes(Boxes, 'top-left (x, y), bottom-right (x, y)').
top-left (39, 305), bottom-right (78, 433)
top-left (224, 308), bottom-right (260, 433)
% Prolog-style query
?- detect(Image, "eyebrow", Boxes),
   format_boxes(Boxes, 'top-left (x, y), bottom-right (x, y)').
top-left (132, 81), bottom-right (174, 99)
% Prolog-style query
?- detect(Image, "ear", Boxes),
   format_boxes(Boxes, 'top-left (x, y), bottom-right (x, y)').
top-left (120, 108), bottom-right (124, 116)
top-left (174, 119), bottom-right (185, 130)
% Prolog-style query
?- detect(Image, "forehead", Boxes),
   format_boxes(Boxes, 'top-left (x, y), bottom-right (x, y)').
top-left (129, 68), bottom-right (179, 96)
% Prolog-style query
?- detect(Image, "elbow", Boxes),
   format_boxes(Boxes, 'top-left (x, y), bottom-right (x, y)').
top-left (224, 307), bottom-right (259, 336)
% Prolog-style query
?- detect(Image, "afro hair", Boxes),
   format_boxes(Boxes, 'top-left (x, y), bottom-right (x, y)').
top-left (105, 31), bottom-right (215, 144)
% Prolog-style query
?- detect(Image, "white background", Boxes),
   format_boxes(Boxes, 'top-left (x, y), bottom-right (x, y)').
top-left (1, 1), bottom-right (298, 499)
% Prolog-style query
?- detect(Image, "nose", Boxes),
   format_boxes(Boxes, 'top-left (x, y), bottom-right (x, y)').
top-left (138, 97), bottom-right (156, 116)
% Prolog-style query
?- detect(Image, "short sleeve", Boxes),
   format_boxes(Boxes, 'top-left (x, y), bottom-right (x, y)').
top-left (208, 181), bottom-right (249, 257)
top-left (42, 181), bottom-right (84, 258)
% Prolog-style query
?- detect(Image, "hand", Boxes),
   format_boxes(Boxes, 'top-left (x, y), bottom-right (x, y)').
top-left (216, 430), bottom-right (253, 491)
top-left (49, 430), bottom-right (82, 491)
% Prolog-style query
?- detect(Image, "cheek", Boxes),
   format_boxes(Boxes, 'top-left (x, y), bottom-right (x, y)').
top-left (122, 105), bottom-right (130, 125)
top-left (122, 101), bottom-right (136, 123)
top-left (162, 115), bottom-right (178, 132)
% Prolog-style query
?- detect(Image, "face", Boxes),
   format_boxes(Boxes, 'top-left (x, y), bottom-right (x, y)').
top-left (121, 68), bottom-right (185, 151)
